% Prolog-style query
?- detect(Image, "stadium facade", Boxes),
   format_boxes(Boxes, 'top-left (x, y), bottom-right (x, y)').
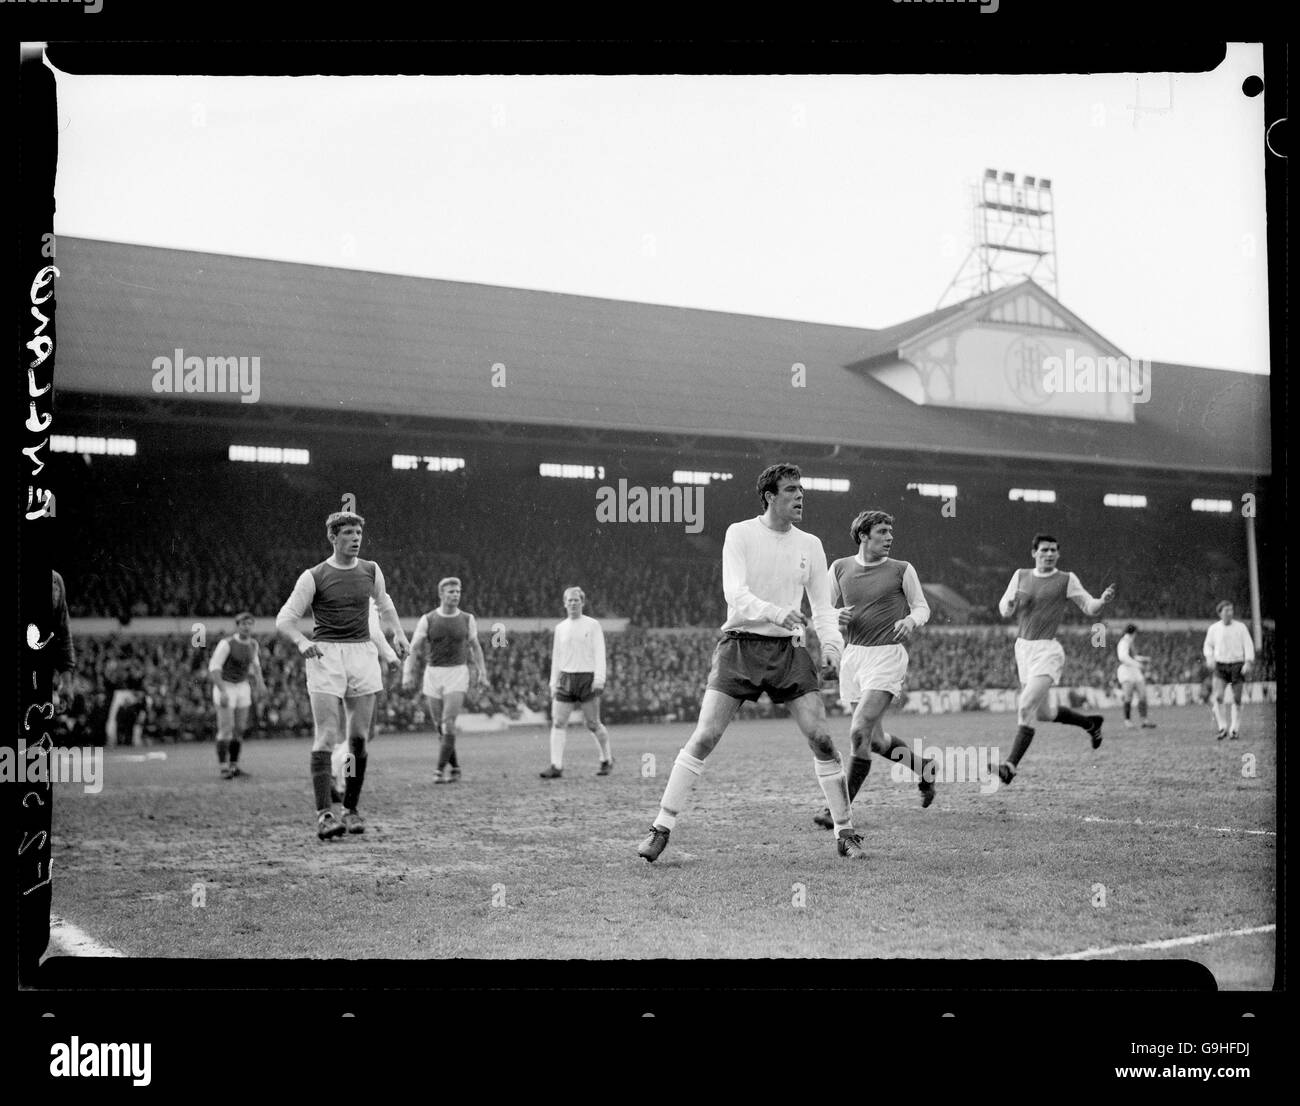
top-left (50, 235), bottom-right (1272, 631)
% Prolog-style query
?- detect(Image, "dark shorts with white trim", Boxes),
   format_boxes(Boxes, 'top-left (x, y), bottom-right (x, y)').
top-left (706, 632), bottom-right (819, 704)
top-left (1214, 662), bottom-right (1245, 690)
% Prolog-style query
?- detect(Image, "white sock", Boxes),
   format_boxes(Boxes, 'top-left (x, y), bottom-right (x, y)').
top-left (549, 726), bottom-right (565, 769)
top-left (1229, 700), bottom-right (1241, 732)
top-left (591, 726), bottom-right (611, 762)
top-left (1212, 698), bottom-right (1227, 730)
top-left (814, 754), bottom-right (853, 834)
top-left (655, 750), bottom-right (705, 831)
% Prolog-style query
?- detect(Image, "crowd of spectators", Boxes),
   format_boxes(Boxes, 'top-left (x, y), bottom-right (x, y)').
top-left (62, 626), bottom-right (1275, 744)
top-left (49, 456), bottom-right (1271, 742)
top-left (53, 458), bottom-right (1260, 627)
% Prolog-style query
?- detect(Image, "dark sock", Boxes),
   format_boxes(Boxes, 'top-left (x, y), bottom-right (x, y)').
top-left (1008, 725), bottom-right (1035, 767)
top-left (1123, 701), bottom-right (1131, 721)
top-left (217, 740), bottom-right (229, 764)
top-left (343, 737), bottom-right (367, 809)
top-left (1138, 700), bottom-right (1148, 719)
top-left (311, 750), bottom-right (334, 811)
top-left (449, 748), bottom-right (459, 769)
top-left (1053, 706), bottom-right (1091, 729)
top-left (884, 733), bottom-right (920, 774)
top-left (846, 754), bottom-right (873, 801)
top-left (438, 733), bottom-right (455, 771)
top-left (229, 738), bottom-right (241, 765)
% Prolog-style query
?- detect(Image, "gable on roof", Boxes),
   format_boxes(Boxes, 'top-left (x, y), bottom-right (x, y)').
top-left (853, 281), bottom-right (1143, 424)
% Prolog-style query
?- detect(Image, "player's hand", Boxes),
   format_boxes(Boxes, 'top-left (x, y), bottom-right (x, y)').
top-left (892, 616), bottom-right (916, 643)
top-left (1242, 661), bottom-right (1253, 678)
top-left (216, 688), bottom-right (230, 708)
top-left (837, 606), bottom-right (854, 632)
top-left (777, 608), bottom-right (808, 632)
top-left (393, 637), bottom-right (411, 660)
top-left (820, 644), bottom-right (841, 673)
top-left (299, 640), bottom-right (323, 659)
top-left (592, 682), bottom-right (605, 694)
top-left (477, 672), bottom-right (490, 690)
top-left (1099, 584), bottom-right (1116, 604)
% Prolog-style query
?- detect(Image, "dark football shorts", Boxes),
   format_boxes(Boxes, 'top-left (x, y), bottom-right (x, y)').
top-left (554, 671), bottom-right (600, 703)
top-left (706, 632), bottom-right (820, 704)
top-left (1214, 662), bottom-right (1245, 689)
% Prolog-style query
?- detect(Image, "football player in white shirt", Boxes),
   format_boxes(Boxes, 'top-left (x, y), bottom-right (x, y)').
top-left (1116, 623), bottom-right (1156, 730)
top-left (540, 586), bottom-right (613, 778)
top-left (637, 463), bottom-right (862, 863)
top-left (1203, 601), bottom-right (1255, 740)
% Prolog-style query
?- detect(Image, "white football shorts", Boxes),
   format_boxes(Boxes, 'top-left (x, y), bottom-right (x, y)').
top-left (838, 643), bottom-right (909, 705)
top-left (1015, 638), bottom-right (1065, 686)
top-left (212, 679), bottom-right (252, 709)
top-left (422, 664), bottom-right (470, 699)
top-left (305, 641), bottom-right (382, 698)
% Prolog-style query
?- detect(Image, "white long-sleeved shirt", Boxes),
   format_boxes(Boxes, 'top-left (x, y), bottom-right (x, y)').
top-left (369, 599), bottom-right (397, 665)
top-left (1203, 620), bottom-right (1255, 665)
top-left (1116, 633), bottom-right (1144, 671)
top-left (550, 615), bottom-right (607, 687)
top-left (719, 517), bottom-right (844, 659)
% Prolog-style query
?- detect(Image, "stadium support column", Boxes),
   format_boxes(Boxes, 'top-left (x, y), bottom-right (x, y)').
top-left (1245, 509), bottom-right (1262, 651)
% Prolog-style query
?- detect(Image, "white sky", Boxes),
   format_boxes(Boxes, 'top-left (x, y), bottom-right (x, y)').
top-left (51, 45), bottom-right (1271, 373)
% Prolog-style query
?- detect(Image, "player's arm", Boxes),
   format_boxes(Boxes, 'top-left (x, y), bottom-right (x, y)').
top-left (207, 639), bottom-right (231, 692)
top-left (249, 646), bottom-right (267, 695)
top-left (830, 563), bottom-right (855, 634)
top-left (549, 623), bottom-right (562, 695)
top-left (805, 540), bottom-right (843, 669)
top-left (466, 614), bottom-right (489, 685)
top-left (51, 570), bottom-right (76, 678)
top-left (276, 571), bottom-right (321, 657)
top-left (998, 571), bottom-right (1022, 618)
top-left (1240, 623), bottom-right (1256, 674)
top-left (369, 601), bottom-right (399, 668)
top-left (722, 525), bottom-right (798, 629)
top-left (208, 640), bottom-right (236, 710)
top-left (1067, 572), bottom-right (1115, 616)
top-left (592, 619), bottom-right (607, 690)
top-left (1202, 625), bottom-right (1218, 668)
top-left (402, 614), bottom-right (429, 689)
top-left (371, 565), bottom-right (410, 659)
top-left (893, 563), bottom-right (930, 642)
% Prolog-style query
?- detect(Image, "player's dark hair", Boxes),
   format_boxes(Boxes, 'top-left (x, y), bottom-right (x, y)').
top-left (1124, 623), bottom-right (1138, 636)
top-left (1031, 532), bottom-right (1058, 552)
top-left (235, 611), bottom-right (254, 623)
top-left (756, 462), bottom-right (802, 509)
top-left (850, 509), bottom-right (894, 546)
top-left (1216, 600), bottom-right (1234, 615)
top-left (325, 511), bottom-right (365, 538)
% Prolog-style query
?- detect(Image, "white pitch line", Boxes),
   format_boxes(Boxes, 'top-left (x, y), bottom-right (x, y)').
top-left (1043, 923), bottom-right (1276, 960)
top-left (991, 808), bottom-right (1275, 837)
top-left (46, 915), bottom-right (127, 958)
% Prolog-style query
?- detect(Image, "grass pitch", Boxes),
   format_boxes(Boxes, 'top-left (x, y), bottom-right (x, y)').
top-left (49, 704), bottom-right (1275, 986)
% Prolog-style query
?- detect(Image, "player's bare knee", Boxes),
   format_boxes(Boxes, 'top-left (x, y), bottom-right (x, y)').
top-left (686, 730), bottom-right (719, 757)
top-left (806, 730), bottom-right (836, 759)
